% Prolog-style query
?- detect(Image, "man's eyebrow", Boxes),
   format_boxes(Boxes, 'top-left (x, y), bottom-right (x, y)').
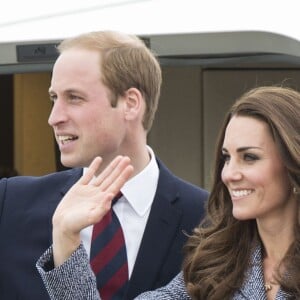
top-left (48, 88), bottom-right (80, 95)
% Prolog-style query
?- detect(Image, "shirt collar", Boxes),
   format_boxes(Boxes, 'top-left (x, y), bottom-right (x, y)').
top-left (121, 146), bottom-right (159, 216)
top-left (83, 146), bottom-right (159, 217)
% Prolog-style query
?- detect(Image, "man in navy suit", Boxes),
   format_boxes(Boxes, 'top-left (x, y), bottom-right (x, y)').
top-left (0, 31), bottom-right (208, 300)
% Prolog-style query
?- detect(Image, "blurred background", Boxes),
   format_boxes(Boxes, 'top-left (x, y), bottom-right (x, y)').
top-left (1, 0), bottom-right (300, 189)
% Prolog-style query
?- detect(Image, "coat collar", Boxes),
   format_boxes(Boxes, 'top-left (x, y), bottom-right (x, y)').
top-left (234, 244), bottom-right (292, 300)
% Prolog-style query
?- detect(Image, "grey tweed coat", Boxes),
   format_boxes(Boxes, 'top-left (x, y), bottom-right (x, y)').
top-left (37, 244), bottom-right (293, 299)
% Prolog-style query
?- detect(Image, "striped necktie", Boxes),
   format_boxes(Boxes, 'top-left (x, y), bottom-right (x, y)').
top-left (90, 192), bottom-right (128, 300)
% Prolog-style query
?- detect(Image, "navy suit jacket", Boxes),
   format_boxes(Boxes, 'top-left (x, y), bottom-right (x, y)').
top-left (0, 159), bottom-right (208, 300)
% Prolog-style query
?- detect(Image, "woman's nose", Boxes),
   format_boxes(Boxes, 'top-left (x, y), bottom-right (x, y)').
top-left (221, 160), bottom-right (243, 183)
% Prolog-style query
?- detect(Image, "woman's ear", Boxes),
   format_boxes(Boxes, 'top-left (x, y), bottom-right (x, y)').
top-left (123, 88), bottom-right (144, 121)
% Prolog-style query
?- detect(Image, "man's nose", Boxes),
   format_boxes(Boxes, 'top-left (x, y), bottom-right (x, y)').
top-left (48, 100), bottom-right (67, 127)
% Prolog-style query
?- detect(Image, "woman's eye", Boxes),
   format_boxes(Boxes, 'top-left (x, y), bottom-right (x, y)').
top-left (244, 153), bottom-right (259, 161)
top-left (221, 153), bottom-right (230, 163)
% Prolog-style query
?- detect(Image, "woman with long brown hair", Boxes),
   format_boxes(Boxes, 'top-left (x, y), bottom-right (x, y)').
top-left (182, 85), bottom-right (300, 299)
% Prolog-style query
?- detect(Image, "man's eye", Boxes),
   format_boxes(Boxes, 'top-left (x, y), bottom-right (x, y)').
top-left (49, 95), bottom-right (57, 103)
top-left (69, 95), bottom-right (82, 101)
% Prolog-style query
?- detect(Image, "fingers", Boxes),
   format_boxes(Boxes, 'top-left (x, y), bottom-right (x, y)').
top-left (103, 164), bottom-right (134, 196)
top-left (75, 155), bottom-right (134, 199)
top-left (92, 156), bottom-right (133, 191)
top-left (78, 157), bottom-right (103, 185)
top-left (92, 156), bottom-right (124, 186)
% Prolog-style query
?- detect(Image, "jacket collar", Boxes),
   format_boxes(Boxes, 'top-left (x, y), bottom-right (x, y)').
top-left (235, 244), bottom-right (292, 300)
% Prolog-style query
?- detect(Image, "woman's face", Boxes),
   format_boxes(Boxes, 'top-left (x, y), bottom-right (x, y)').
top-left (221, 115), bottom-right (293, 221)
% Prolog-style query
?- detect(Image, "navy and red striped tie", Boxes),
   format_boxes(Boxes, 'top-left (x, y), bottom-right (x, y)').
top-left (90, 193), bottom-right (128, 300)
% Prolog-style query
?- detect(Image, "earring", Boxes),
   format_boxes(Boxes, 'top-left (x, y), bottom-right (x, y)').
top-left (293, 187), bottom-right (299, 194)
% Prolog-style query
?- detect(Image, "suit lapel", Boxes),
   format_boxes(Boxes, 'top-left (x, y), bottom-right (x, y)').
top-left (46, 168), bottom-right (83, 244)
top-left (60, 168), bottom-right (83, 196)
top-left (126, 161), bottom-right (183, 298)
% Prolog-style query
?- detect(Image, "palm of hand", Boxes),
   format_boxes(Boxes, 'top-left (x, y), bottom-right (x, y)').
top-left (53, 156), bottom-right (133, 236)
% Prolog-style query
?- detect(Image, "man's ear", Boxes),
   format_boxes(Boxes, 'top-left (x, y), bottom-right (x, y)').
top-left (123, 88), bottom-right (144, 121)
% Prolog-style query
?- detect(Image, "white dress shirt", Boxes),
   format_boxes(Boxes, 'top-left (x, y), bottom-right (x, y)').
top-left (80, 146), bottom-right (159, 278)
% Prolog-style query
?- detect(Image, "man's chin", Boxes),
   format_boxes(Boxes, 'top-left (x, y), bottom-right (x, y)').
top-left (60, 157), bottom-right (89, 169)
top-left (60, 157), bottom-right (78, 168)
